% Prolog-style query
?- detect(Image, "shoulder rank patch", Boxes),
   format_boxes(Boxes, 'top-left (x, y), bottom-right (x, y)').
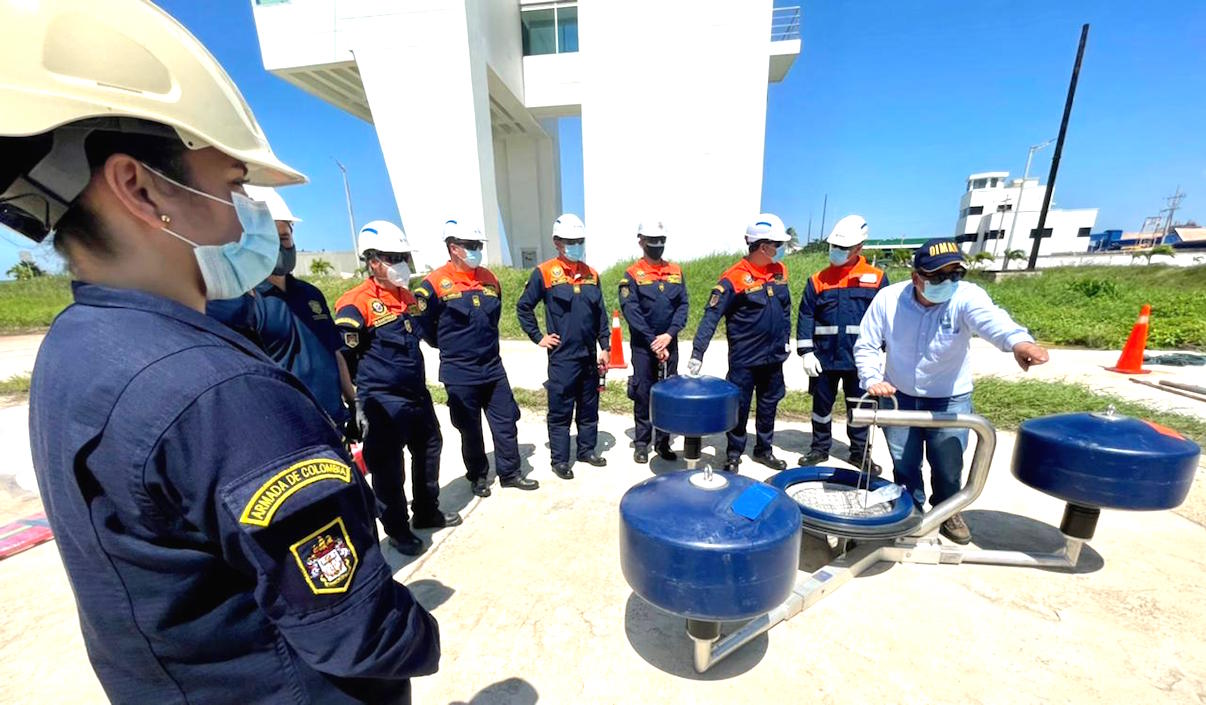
top-left (440, 278), bottom-right (453, 291)
top-left (308, 300), bottom-right (322, 315)
top-left (370, 300), bottom-right (386, 314)
top-left (240, 458), bottom-right (353, 527)
top-left (416, 297), bottom-right (428, 311)
top-left (404, 319), bottom-right (413, 333)
top-left (620, 282), bottom-right (630, 298)
top-left (407, 304), bottom-right (423, 315)
top-left (343, 331), bottom-right (360, 349)
top-left (291, 517), bottom-right (358, 594)
top-left (709, 291), bottom-right (721, 308)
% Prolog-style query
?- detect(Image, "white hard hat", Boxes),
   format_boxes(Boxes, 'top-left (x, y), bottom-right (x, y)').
top-left (358, 220), bottom-right (412, 258)
top-left (637, 220), bottom-right (669, 239)
top-left (744, 213), bottom-right (790, 244)
top-left (0, 0), bottom-right (303, 240)
top-left (243, 185), bottom-right (300, 223)
top-left (827, 215), bottom-right (869, 247)
top-left (442, 218), bottom-right (486, 242)
top-left (552, 213), bottom-right (586, 240)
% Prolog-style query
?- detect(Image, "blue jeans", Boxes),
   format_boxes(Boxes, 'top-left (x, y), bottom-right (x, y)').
top-left (882, 392), bottom-right (972, 509)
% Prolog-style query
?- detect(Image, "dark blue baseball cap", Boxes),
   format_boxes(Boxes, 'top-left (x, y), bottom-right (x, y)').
top-left (913, 238), bottom-right (967, 273)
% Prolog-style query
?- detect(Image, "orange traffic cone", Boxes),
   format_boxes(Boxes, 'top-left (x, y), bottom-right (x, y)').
top-left (1105, 304), bottom-right (1152, 374)
top-left (608, 309), bottom-right (627, 369)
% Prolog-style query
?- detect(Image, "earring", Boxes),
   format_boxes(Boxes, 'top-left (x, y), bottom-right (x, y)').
top-left (160, 214), bottom-right (171, 225)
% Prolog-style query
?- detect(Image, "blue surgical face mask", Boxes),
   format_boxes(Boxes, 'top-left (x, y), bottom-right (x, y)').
top-left (829, 246), bottom-right (853, 266)
top-left (461, 247), bottom-right (483, 269)
top-left (564, 243), bottom-right (585, 263)
top-left (147, 165), bottom-right (279, 300)
top-left (771, 243), bottom-right (786, 263)
top-left (922, 279), bottom-right (958, 303)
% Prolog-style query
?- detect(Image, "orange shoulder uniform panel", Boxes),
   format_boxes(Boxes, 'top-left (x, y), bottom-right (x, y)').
top-left (811, 257), bottom-right (884, 294)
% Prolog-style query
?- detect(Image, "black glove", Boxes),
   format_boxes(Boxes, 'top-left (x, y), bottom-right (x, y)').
top-left (343, 400), bottom-right (363, 443)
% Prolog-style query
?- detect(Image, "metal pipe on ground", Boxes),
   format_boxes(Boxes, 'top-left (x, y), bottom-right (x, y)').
top-left (1130, 378), bottom-right (1206, 403)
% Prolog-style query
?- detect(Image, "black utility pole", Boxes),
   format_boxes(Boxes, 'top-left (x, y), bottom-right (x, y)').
top-left (1028, 24), bottom-right (1089, 270)
top-left (819, 194), bottom-right (828, 242)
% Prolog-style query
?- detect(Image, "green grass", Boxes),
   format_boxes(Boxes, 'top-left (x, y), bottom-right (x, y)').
top-left (0, 374), bottom-right (31, 397)
top-left (4, 261), bottom-right (1205, 350)
top-left (430, 376), bottom-right (1206, 447)
top-left (0, 276), bottom-right (73, 332)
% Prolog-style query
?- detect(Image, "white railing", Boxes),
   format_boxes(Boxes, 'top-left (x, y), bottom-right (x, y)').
top-left (771, 6), bottom-right (801, 42)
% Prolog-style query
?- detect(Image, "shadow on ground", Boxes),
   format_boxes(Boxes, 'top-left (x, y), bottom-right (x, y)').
top-left (623, 592), bottom-right (767, 680)
top-left (407, 578), bottom-right (455, 611)
top-left (964, 509), bottom-right (1104, 574)
top-left (447, 676), bottom-right (538, 705)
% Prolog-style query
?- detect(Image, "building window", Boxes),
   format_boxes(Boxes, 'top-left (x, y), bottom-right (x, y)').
top-left (1029, 228), bottom-right (1053, 239)
top-left (1077, 227), bottom-right (1091, 237)
top-left (955, 234), bottom-right (977, 243)
top-left (522, 4), bottom-right (578, 56)
top-left (997, 203), bottom-right (1012, 212)
top-left (972, 179), bottom-right (987, 189)
top-left (967, 205), bottom-right (984, 216)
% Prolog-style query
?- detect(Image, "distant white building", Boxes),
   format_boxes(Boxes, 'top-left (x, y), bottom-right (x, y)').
top-left (954, 171), bottom-right (1097, 257)
top-left (251, 0), bottom-right (801, 271)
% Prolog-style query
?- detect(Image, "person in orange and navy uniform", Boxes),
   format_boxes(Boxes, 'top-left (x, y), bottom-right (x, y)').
top-left (516, 213), bottom-right (610, 480)
top-left (335, 221), bottom-right (462, 557)
top-left (797, 214), bottom-right (888, 472)
top-left (413, 219), bottom-right (539, 498)
top-left (619, 219), bottom-right (688, 465)
top-left (689, 214), bottom-right (793, 473)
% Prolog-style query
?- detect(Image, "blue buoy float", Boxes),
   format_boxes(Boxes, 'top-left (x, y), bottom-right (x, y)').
top-left (619, 470), bottom-right (801, 621)
top-left (650, 375), bottom-right (740, 468)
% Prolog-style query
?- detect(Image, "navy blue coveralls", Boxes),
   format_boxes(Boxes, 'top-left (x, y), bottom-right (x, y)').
top-left (208, 274), bottom-right (348, 427)
top-left (619, 258), bottom-right (688, 450)
top-left (516, 257), bottom-right (610, 465)
top-left (413, 261), bottom-right (523, 484)
top-left (691, 258), bottom-right (792, 462)
top-left (336, 278), bottom-right (442, 536)
top-left (796, 256), bottom-right (887, 457)
top-left (29, 283), bottom-right (439, 705)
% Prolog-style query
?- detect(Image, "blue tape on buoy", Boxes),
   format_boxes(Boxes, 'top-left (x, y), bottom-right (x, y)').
top-left (730, 484), bottom-right (777, 520)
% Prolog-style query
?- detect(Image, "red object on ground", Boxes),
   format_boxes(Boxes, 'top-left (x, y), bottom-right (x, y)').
top-left (608, 309), bottom-right (627, 369)
top-left (1106, 304), bottom-right (1152, 374)
top-left (0, 512), bottom-right (54, 560)
top-left (351, 442), bottom-right (368, 475)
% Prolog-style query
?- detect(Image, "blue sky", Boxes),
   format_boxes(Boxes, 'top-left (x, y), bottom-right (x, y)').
top-left (3, 0), bottom-right (1203, 273)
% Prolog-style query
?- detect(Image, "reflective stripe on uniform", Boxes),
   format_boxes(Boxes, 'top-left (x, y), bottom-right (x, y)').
top-left (814, 326), bottom-right (839, 335)
top-left (811, 412), bottom-right (832, 424)
top-left (845, 325), bottom-right (861, 335)
top-left (798, 339), bottom-right (813, 348)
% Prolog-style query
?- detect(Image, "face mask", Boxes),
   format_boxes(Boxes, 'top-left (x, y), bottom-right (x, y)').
top-left (829, 247), bottom-right (853, 267)
top-left (147, 165), bottom-right (279, 300)
top-left (460, 247), bottom-right (483, 269)
top-left (386, 261), bottom-right (412, 288)
top-left (642, 244), bottom-right (665, 260)
top-left (922, 279), bottom-right (958, 303)
top-left (771, 243), bottom-right (786, 263)
top-left (564, 243), bottom-right (585, 263)
top-left (273, 244), bottom-right (296, 276)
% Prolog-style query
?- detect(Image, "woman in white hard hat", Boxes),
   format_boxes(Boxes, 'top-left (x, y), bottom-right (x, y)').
top-left (5, 2), bottom-right (438, 703)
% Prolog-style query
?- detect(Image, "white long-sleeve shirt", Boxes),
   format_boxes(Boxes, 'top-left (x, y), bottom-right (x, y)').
top-left (854, 280), bottom-right (1034, 397)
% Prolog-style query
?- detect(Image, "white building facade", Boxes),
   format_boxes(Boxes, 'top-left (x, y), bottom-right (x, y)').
top-left (954, 171), bottom-right (1097, 258)
top-left (251, 0), bottom-right (801, 271)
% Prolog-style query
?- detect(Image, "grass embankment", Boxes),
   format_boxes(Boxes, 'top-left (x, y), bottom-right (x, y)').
top-left (5, 261), bottom-right (1205, 350)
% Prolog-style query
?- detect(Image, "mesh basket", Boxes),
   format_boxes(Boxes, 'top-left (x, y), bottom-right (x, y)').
top-left (788, 481), bottom-right (895, 519)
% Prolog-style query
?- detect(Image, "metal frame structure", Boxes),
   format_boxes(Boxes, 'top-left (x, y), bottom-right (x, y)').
top-left (687, 408), bottom-right (1089, 673)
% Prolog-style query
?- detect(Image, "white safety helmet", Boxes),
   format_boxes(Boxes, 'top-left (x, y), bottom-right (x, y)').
top-left (357, 220), bottom-right (412, 258)
top-left (552, 213), bottom-right (586, 240)
top-left (827, 215), bottom-right (869, 247)
top-left (637, 220), bottom-right (669, 239)
top-left (744, 213), bottom-right (790, 244)
top-left (442, 218), bottom-right (486, 242)
top-left (0, 0), bottom-right (304, 241)
top-left (243, 185), bottom-right (300, 224)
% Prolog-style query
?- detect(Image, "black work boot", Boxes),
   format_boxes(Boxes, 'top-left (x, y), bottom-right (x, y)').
top-left (471, 477), bottom-right (491, 498)
top-left (752, 452), bottom-right (787, 471)
top-left (798, 449), bottom-right (829, 466)
top-left (633, 446), bottom-right (649, 464)
top-left (411, 511), bottom-right (463, 530)
top-left (386, 529), bottom-right (425, 556)
top-left (578, 454), bottom-right (607, 467)
top-left (654, 441), bottom-right (678, 461)
top-left (551, 463), bottom-right (574, 480)
top-left (499, 476), bottom-right (539, 491)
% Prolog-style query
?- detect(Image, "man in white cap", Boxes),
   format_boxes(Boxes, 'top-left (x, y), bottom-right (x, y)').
top-left (208, 185), bottom-right (355, 439)
top-left (689, 214), bottom-right (793, 473)
top-left (796, 214), bottom-right (887, 473)
top-left (413, 219), bottom-right (539, 497)
top-left (516, 213), bottom-right (611, 479)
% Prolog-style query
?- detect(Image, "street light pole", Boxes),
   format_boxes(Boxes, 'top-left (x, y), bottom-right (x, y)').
top-left (334, 159), bottom-right (359, 255)
top-left (1001, 138), bottom-right (1054, 270)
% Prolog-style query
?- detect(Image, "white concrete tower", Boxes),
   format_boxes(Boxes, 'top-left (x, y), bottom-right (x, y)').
top-left (251, 0), bottom-right (800, 270)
